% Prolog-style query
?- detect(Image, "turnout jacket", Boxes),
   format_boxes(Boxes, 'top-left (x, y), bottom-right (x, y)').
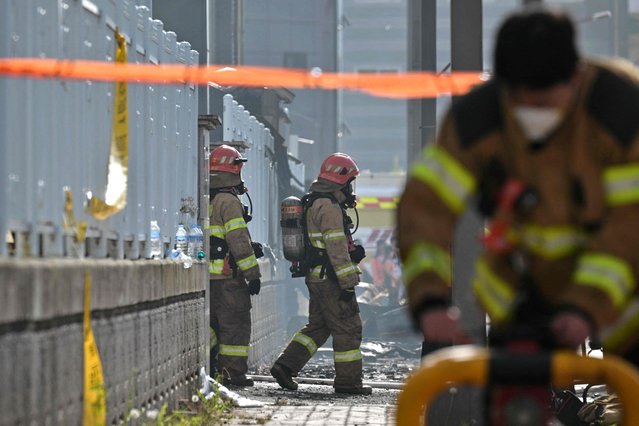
top-left (398, 59), bottom-right (639, 334)
top-left (305, 195), bottom-right (360, 289)
top-left (208, 191), bottom-right (261, 282)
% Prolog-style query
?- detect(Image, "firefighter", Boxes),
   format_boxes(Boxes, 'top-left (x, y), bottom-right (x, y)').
top-left (270, 153), bottom-right (372, 395)
top-left (208, 144), bottom-right (262, 387)
top-left (398, 6), bottom-right (639, 367)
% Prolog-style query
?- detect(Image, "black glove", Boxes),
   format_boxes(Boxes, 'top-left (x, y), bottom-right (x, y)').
top-left (349, 244), bottom-right (366, 264)
top-left (339, 288), bottom-right (355, 302)
top-left (248, 279), bottom-right (261, 296)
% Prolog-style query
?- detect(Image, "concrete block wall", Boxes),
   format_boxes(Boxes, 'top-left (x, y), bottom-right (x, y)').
top-left (0, 259), bottom-right (208, 426)
top-left (248, 281), bottom-right (289, 369)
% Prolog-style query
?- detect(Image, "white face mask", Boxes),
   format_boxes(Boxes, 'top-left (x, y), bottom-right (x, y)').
top-left (513, 106), bottom-right (563, 141)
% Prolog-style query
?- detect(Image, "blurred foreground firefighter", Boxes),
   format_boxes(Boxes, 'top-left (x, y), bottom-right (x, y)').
top-left (271, 153), bottom-right (372, 395)
top-left (398, 5), bottom-right (639, 387)
top-left (208, 144), bottom-right (263, 387)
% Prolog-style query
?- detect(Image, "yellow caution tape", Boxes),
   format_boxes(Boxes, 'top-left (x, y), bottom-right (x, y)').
top-left (88, 30), bottom-right (129, 220)
top-left (83, 271), bottom-right (106, 426)
top-left (63, 190), bottom-right (87, 243)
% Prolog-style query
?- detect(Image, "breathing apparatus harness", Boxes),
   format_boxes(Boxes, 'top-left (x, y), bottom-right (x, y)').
top-left (209, 184), bottom-right (264, 277)
top-left (290, 187), bottom-right (365, 279)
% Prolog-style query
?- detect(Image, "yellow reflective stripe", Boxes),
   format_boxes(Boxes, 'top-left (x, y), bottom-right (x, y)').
top-left (210, 327), bottom-right (218, 349)
top-left (334, 349), bottom-right (363, 363)
top-left (335, 263), bottom-right (358, 278)
top-left (602, 299), bottom-right (639, 351)
top-left (604, 163), bottom-right (639, 206)
top-left (310, 237), bottom-right (326, 249)
top-left (323, 229), bottom-right (346, 241)
top-left (309, 265), bottom-right (325, 279)
top-left (219, 344), bottom-right (249, 357)
top-left (236, 254), bottom-right (258, 271)
top-left (520, 225), bottom-right (586, 259)
top-left (224, 217), bottom-right (247, 233)
top-left (209, 259), bottom-right (224, 274)
top-left (410, 145), bottom-right (476, 214)
top-left (403, 242), bottom-right (451, 287)
top-left (472, 259), bottom-right (514, 323)
top-left (292, 332), bottom-right (318, 356)
top-left (205, 225), bottom-right (225, 238)
top-left (574, 252), bottom-right (635, 309)
top-left (308, 232), bottom-right (323, 238)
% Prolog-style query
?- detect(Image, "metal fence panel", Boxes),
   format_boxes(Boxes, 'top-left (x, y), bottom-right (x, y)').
top-left (220, 94), bottom-right (278, 248)
top-left (0, 0), bottom-right (200, 259)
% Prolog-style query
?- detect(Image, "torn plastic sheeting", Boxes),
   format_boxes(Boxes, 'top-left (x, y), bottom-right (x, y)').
top-left (198, 367), bottom-right (265, 408)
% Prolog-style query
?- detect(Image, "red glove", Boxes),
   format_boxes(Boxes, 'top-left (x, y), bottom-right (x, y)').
top-left (551, 312), bottom-right (592, 349)
top-left (419, 307), bottom-right (472, 344)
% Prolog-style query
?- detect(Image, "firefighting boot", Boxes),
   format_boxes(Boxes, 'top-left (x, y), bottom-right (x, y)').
top-left (222, 375), bottom-right (254, 387)
top-left (270, 363), bottom-right (298, 390)
top-left (334, 385), bottom-right (373, 395)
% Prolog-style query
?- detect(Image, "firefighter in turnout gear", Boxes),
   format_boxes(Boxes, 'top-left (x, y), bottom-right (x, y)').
top-left (271, 153), bottom-right (372, 395)
top-left (208, 144), bottom-right (262, 387)
top-left (398, 7), bottom-right (639, 371)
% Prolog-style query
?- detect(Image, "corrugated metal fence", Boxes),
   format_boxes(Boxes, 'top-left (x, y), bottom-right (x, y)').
top-left (0, 0), bottom-right (199, 259)
top-left (221, 93), bottom-right (280, 250)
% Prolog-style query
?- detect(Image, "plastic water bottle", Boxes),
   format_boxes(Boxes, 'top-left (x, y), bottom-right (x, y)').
top-left (194, 225), bottom-right (204, 256)
top-left (150, 220), bottom-right (162, 259)
top-left (170, 249), bottom-right (193, 269)
top-left (188, 224), bottom-right (199, 257)
top-left (175, 224), bottom-right (188, 253)
top-left (180, 251), bottom-right (193, 269)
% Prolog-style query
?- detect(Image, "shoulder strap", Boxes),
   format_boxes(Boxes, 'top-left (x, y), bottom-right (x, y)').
top-left (303, 192), bottom-right (352, 238)
top-left (302, 192), bottom-right (338, 208)
top-left (209, 187), bottom-right (236, 201)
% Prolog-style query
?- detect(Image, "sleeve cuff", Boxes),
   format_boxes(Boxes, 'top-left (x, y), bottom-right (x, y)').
top-left (411, 297), bottom-right (451, 331)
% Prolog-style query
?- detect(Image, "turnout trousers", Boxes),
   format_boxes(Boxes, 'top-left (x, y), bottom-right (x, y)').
top-left (274, 279), bottom-right (364, 390)
top-left (209, 276), bottom-right (251, 379)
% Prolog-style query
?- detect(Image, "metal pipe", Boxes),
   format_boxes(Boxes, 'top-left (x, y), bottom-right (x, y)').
top-left (250, 375), bottom-right (404, 390)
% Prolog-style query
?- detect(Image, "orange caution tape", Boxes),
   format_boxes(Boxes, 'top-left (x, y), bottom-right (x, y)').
top-left (0, 58), bottom-right (485, 99)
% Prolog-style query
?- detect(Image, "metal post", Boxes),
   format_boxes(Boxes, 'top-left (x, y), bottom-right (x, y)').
top-left (406, 0), bottom-right (436, 167)
top-left (446, 1), bottom-right (486, 423)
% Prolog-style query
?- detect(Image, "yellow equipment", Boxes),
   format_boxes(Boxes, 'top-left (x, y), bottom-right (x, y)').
top-left (396, 345), bottom-right (639, 425)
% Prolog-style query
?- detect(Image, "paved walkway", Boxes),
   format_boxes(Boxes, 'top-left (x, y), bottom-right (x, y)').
top-left (229, 405), bottom-right (395, 425)
top-left (223, 381), bottom-right (400, 425)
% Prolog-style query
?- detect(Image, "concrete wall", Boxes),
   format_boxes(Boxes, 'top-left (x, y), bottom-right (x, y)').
top-left (0, 258), bottom-right (293, 426)
top-left (0, 260), bottom-right (208, 426)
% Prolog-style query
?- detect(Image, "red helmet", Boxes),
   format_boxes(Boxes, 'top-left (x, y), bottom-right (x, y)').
top-left (210, 144), bottom-right (247, 174)
top-left (318, 153), bottom-right (359, 185)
